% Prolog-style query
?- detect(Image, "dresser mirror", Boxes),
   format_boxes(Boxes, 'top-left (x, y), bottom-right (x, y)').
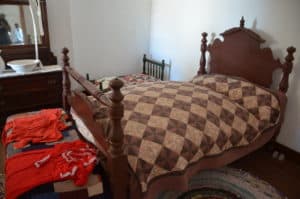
top-left (0, 0), bottom-right (56, 67)
top-left (0, 4), bottom-right (43, 46)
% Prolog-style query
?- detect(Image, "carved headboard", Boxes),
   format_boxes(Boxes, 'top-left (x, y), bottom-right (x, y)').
top-left (198, 17), bottom-right (296, 93)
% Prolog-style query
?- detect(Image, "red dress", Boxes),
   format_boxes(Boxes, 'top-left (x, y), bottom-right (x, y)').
top-left (2, 109), bottom-right (68, 149)
top-left (5, 140), bottom-right (97, 199)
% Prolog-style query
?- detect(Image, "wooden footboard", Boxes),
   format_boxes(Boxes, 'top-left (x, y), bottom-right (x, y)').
top-left (62, 48), bottom-right (129, 199)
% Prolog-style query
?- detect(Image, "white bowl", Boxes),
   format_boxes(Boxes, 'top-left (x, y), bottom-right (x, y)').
top-left (7, 59), bottom-right (39, 73)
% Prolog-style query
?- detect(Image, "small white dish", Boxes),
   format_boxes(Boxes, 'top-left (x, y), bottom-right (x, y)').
top-left (7, 59), bottom-right (40, 73)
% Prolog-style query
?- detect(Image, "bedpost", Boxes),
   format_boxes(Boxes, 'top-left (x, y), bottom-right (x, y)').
top-left (62, 47), bottom-right (71, 113)
top-left (108, 79), bottom-right (129, 199)
top-left (279, 46), bottom-right (296, 93)
top-left (161, 59), bottom-right (165, 80)
top-left (198, 32), bottom-right (208, 75)
top-left (240, 16), bottom-right (245, 28)
top-left (143, 54), bottom-right (147, 74)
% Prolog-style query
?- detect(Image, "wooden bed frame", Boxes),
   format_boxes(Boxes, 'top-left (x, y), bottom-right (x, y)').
top-left (143, 54), bottom-right (166, 80)
top-left (86, 55), bottom-right (167, 92)
top-left (61, 17), bottom-right (296, 199)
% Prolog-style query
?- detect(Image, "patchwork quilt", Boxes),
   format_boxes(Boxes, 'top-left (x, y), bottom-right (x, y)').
top-left (88, 74), bottom-right (281, 192)
top-left (94, 73), bottom-right (159, 91)
top-left (119, 73), bottom-right (158, 85)
top-left (3, 110), bottom-right (109, 199)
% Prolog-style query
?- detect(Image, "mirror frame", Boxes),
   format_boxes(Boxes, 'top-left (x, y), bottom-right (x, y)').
top-left (0, 0), bottom-right (57, 66)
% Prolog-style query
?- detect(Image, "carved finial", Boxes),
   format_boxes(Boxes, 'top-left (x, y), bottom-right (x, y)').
top-left (287, 46), bottom-right (296, 56)
top-left (198, 32), bottom-right (208, 75)
top-left (284, 46), bottom-right (296, 74)
top-left (279, 46), bottom-right (296, 93)
top-left (62, 47), bottom-right (70, 66)
top-left (202, 32), bottom-right (208, 38)
top-left (110, 79), bottom-right (124, 102)
top-left (240, 16), bottom-right (245, 28)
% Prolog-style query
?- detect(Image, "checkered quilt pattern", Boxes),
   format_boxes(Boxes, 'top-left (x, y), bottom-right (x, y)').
top-left (191, 74), bottom-right (280, 127)
top-left (119, 73), bottom-right (159, 85)
top-left (92, 74), bottom-right (280, 192)
top-left (94, 73), bottom-right (159, 91)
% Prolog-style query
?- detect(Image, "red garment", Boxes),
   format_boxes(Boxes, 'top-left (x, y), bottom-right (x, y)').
top-left (2, 109), bottom-right (68, 149)
top-left (5, 140), bottom-right (97, 199)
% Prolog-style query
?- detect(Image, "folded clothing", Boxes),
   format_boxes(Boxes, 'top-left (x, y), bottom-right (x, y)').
top-left (2, 109), bottom-right (68, 149)
top-left (5, 140), bottom-right (97, 199)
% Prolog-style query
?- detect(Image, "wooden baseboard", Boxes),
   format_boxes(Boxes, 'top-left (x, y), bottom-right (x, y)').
top-left (267, 141), bottom-right (300, 165)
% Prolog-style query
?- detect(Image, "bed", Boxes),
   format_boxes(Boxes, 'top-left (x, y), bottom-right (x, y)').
top-left (3, 17), bottom-right (295, 199)
top-left (60, 17), bottom-right (296, 199)
top-left (89, 54), bottom-right (166, 92)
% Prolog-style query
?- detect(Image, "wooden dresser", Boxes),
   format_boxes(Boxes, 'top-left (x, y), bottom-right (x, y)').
top-left (0, 66), bottom-right (63, 128)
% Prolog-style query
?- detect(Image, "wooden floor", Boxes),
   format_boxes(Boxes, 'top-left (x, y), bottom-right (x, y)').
top-left (0, 143), bottom-right (299, 198)
top-left (231, 146), bottom-right (300, 199)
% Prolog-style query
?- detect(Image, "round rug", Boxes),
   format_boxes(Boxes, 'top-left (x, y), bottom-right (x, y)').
top-left (157, 167), bottom-right (286, 199)
top-left (178, 187), bottom-right (241, 199)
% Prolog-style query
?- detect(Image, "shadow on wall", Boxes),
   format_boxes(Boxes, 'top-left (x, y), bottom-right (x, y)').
top-left (250, 18), bottom-right (299, 149)
top-left (166, 60), bottom-right (172, 80)
top-left (205, 18), bottom-right (282, 75)
top-left (251, 18), bottom-right (277, 48)
top-left (210, 32), bottom-right (217, 44)
top-left (287, 58), bottom-right (300, 98)
top-left (279, 57), bottom-right (300, 147)
top-left (249, 18), bottom-right (295, 91)
top-left (201, 32), bottom-right (216, 73)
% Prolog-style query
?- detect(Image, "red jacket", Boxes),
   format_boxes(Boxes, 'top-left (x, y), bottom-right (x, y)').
top-left (5, 140), bottom-right (97, 199)
top-left (2, 109), bottom-right (68, 149)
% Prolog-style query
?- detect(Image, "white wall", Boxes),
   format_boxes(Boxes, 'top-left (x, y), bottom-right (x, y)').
top-left (47, 0), bottom-right (74, 66)
top-left (47, 0), bottom-right (152, 76)
top-left (69, 0), bottom-right (152, 79)
top-left (150, 0), bottom-right (300, 151)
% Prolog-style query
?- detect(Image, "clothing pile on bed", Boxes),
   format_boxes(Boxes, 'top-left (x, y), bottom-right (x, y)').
top-left (2, 109), bottom-right (106, 199)
top-left (85, 74), bottom-right (281, 192)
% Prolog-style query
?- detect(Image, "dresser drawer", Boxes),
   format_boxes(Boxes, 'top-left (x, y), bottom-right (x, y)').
top-left (0, 89), bottom-right (62, 112)
top-left (0, 70), bottom-right (63, 128)
top-left (0, 72), bottom-right (62, 96)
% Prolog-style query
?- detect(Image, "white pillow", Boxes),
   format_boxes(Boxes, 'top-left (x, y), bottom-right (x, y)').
top-left (70, 108), bottom-right (108, 157)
